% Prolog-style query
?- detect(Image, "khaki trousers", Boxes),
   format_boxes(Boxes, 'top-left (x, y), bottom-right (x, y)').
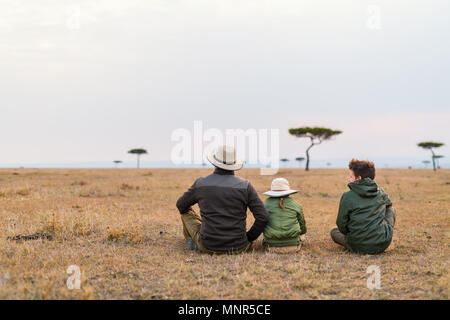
top-left (180, 209), bottom-right (252, 255)
top-left (265, 245), bottom-right (302, 254)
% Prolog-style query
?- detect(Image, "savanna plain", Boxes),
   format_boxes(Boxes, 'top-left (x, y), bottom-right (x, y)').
top-left (0, 168), bottom-right (448, 299)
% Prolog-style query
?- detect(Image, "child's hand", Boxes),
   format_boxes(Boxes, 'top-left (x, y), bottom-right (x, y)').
top-left (300, 235), bottom-right (307, 242)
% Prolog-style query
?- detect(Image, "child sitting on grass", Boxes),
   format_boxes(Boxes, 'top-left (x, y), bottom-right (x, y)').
top-left (262, 178), bottom-right (307, 253)
top-left (331, 159), bottom-right (396, 254)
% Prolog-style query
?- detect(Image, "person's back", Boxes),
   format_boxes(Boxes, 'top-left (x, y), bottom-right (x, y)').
top-left (176, 145), bottom-right (269, 254)
top-left (263, 197), bottom-right (306, 247)
top-left (186, 169), bottom-right (266, 251)
top-left (262, 178), bottom-right (307, 251)
top-left (331, 159), bottom-right (395, 254)
top-left (338, 178), bottom-right (393, 254)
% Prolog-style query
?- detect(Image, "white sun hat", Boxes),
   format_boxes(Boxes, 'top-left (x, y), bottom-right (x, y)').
top-left (207, 145), bottom-right (244, 171)
top-left (263, 178), bottom-right (298, 197)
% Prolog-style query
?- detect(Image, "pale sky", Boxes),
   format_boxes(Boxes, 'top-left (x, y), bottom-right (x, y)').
top-left (1, 0), bottom-right (449, 166)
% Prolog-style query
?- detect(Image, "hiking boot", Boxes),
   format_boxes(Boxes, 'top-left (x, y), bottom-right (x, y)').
top-left (186, 237), bottom-right (198, 251)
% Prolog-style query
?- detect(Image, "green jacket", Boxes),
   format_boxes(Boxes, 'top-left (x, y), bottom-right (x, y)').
top-left (263, 197), bottom-right (307, 247)
top-left (337, 178), bottom-right (393, 254)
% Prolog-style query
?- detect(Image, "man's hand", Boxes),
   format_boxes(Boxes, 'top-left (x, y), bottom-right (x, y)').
top-left (300, 234), bottom-right (307, 242)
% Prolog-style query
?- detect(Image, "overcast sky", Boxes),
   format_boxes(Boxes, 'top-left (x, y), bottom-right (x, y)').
top-left (1, 0), bottom-right (449, 166)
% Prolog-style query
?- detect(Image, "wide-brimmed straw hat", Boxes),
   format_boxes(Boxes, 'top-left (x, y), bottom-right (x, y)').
top-left (207, 145), bottom-right (243, 171)
top-left (263, 178), bottom-right (298, 197)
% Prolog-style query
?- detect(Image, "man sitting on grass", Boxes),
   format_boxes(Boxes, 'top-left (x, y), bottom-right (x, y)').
top-left (331, 159), bottom-right (396, 254)
top-left (176, 145), bottom-right (269, 254)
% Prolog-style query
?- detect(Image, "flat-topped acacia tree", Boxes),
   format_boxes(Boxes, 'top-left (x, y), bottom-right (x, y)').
top-left (113, 160), bottom-right (123, 168)
top-left (280, 158), bottom-right (289, 168)
top-left (433, 155), bottom-right (444, 169)
top-left (128, 148), bottom-right (148, 169)
top-left (417, 142), bottom-right (444, 171)
top-left (289, 127), bottom-right (342, 171)
top-left (295, 157), bottom-right (305, 168)
top-left (422, 160), bottom-right (430, 168)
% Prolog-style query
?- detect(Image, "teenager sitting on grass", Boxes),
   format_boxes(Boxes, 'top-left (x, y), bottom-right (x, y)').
top-left (262, 178), bottom-right (307, 253)
top-left (331, 159), bottom-right (396, 254)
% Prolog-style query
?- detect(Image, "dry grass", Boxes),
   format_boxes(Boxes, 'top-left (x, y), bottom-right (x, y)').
top-left (0, 168), bottom-right (448, 300)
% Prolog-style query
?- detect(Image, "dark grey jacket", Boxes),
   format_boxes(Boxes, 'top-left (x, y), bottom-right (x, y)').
top-left (176, 168), bottom-right (269, 251)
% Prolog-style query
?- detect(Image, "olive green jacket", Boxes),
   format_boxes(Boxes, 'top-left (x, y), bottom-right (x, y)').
top-left (337, 178), bottom-right (394, 254)
top-left (263, 197), bottom-right (307, 247)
